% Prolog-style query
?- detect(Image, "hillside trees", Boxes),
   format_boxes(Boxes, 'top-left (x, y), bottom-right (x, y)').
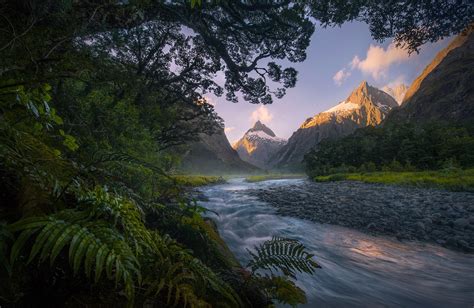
top-left (304, 122), bottom-right (474, 176)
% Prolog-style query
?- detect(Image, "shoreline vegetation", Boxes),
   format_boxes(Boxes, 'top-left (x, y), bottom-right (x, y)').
top-left (246, 174), bottom-right (307, 183)
top-left (171, 175), bottom-right (226, 187)
top-left (312, 169), bottom-right (474, 192)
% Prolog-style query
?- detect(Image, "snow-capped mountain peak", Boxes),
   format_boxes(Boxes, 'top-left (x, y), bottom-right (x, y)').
top-left (232, 121), bottom-right (286, 169)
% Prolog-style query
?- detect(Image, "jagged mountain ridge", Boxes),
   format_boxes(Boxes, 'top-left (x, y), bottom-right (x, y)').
top-left (180, 127), bottom-right (259, 174)
top-left (271, 81), bottom-right (398, 170)
top-left (382, 84), bottom-right (409, 105)
top-left (233, 121), bottom-right (286, 169)
top-left (387, 26), bottom-right (474, 123)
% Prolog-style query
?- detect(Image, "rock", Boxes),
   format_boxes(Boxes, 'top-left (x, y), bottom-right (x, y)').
top-left (233, 121), bottom-right (286, 169)
top-left (416, 222), bottom-right (425, 231)
top-left (423, 218), bottom-right (433, 225)
top-left (366, 222), bottom-right (376, 230)
top-left (454, 218), bottom-right (469, 229)
top-left (456, 240), bottom-right (471, 252)
top-left (249, 179), bottom-right (474, 253)
top-left (271, 81), bottom-right (398, 168)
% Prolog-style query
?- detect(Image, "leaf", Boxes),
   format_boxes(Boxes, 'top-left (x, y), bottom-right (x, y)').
top-left (10, 229), bottom-right (36, 264)
top-left (247, 237), bottom-right (321, 276)
top-left (50, 225), bottom-right (78, 265)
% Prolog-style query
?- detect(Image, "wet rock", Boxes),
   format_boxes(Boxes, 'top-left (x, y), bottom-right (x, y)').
top-left (247, 180), bottom-right (474, 253)
top-left (454, 218), bottom-right (469, 229)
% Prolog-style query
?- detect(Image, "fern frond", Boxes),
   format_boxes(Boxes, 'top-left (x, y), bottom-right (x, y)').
top-left (247, 237), bottom-right (320, 277)
top-left (188, 258), bottom-right (242, 307)
top-left (8, 213), bottom-right (140, 300)
top-left (78, 187), bottom-right (157, 255)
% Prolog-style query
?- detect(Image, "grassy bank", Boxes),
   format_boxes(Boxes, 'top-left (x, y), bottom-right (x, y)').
top-left (313, 169), bottom-right (474, 191)
top-left (246, 174), bottom-right (307, 183)
top-left (172, 175), bottom-right (226, 187)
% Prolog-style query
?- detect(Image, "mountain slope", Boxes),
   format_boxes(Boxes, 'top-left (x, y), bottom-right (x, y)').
top-left (233, 121), bottom-right (286, 169)
top-left (271, 81), bottom-right (398, 170)
top-left (388, 27), bottom-right (474, 123)
top-left (382, 84), bottom-right (408, 105)
top-left (180, 127), bottom-right (258, 174)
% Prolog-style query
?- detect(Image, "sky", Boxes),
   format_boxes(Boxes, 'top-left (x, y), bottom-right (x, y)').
top-left (207, 21), bottom-right (451, 144)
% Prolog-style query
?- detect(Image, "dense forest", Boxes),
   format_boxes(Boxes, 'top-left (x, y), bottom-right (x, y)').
top-left (304, 122), bottom-right (474, 176)
top-left (0, 0), bottom-right (472, 306)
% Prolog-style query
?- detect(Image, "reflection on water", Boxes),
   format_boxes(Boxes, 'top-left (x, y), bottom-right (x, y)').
top-left (200, 178), bottom-right (474, 307)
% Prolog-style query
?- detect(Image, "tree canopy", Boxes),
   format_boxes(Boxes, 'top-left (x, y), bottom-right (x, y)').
top-left (2, 0), bottom-right (472, 105)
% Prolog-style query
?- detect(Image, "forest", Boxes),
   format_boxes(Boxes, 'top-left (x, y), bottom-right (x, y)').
top-left (304, 121), bottom-right (474, 176)
top-left (1, 0), bottom-right (472, 307)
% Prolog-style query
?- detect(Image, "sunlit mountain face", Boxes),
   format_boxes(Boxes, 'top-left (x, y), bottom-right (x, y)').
top-left (270, 81), bottom-right (398, 170)
top-left (232, 121), bottom-right (286, 169)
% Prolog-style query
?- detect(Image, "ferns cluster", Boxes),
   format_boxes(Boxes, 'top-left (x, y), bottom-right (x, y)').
top-left (3, 183), bottom-right (241, 306)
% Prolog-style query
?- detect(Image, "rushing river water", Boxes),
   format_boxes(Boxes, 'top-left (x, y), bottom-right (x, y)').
top-left (199, 178), bottom-right (474, 307)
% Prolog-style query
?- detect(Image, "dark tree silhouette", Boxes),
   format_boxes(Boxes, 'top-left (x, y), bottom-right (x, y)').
top-left (2, 0), bottom-right (472, 104)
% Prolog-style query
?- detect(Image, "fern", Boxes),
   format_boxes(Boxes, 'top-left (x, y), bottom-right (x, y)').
top-left (260, 275), bottom-right (307, 307)
top-left (247, 236), bottom-right (320, 277)
top-left (8, 212), bottom-right (140, 299)
top-left (142, 234), bottom-right (241, 307)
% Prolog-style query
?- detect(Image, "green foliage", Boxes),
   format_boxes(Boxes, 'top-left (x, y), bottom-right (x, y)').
top-left (8, 213), bottom-right (139, 299)
top-left (246, 237), bottom-right (320, 306)
top-left (305, 122), bottom-right (474, 177)
top-left (247, 237), bottom-right (320, 278)
top-left (313, 169), bottom-right (474, 192)
top-left (172, 175), bottom-right (225, 187)
top-left (261, 276), bottom-right (307, 307)
top-left (245, 174), bottom-right (306, 183)
top-left (4, 185), bottom-right (243, 306)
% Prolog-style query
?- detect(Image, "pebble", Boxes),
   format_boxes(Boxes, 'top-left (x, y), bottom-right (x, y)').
top-left (247, 181), bottom-right (474, 253)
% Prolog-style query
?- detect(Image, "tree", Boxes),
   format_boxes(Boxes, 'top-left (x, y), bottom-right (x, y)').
top-left (2, 0), bottom-right (472, 105)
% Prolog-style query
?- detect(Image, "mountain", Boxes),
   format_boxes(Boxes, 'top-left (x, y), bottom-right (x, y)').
top-left (232, 121), bottom-right (286, 169)
top-left (271, 81), bottom-right (398, 170)
top-left (387, 26), bottom-right (474, 123)
top-left (180, 127), bottom-right (259, 174)
top-left (382, 84), bottom-right (408, 105)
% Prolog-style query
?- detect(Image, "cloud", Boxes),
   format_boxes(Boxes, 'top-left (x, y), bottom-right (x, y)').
top-left (250, 105), bottom-right (273, 124)
top-left (203, 95), bottom-right (217, 106)
top-left (333, 68), bottom-right (351, 86)
top-left (350, 43), bottom-right (411, 80)
top-left (224, 126), bottom-right (235, 133)
top-left (382, 75), bottom-right (408, 89)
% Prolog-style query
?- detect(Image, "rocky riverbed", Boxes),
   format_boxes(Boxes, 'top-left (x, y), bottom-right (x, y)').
top-left (247, 180), bottom-right (474, 252)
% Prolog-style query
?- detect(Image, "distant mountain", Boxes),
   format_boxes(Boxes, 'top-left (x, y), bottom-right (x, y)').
top-left (388, 26), bottom-right (474, 123)
top-left (382, 84), bottom-right (408, 105)
top-left (271, 81), bottom-right (398, 170)
top-left (180, 127), bottom-right (258, 174)
top-left (233, 121), bottom-right (286, 169)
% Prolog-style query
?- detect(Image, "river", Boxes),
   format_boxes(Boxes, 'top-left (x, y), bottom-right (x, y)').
top-left (199, 178), bottom-right (474, 307)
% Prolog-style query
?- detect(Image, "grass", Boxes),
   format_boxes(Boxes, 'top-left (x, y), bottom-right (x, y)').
top-left (171, 175), bottom-right (226, 187)
top-left (245, 174), bottom-right (307, 183)
top-left (313, 168), bottom-right (474, 192)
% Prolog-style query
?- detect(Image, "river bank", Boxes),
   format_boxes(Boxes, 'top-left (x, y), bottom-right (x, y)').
top-left (199, 178), bottom-right (474, 306)
top-left (247, 180), bottom-right (474, 252)
top-left (312, 169), bottom-right (474, 192)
